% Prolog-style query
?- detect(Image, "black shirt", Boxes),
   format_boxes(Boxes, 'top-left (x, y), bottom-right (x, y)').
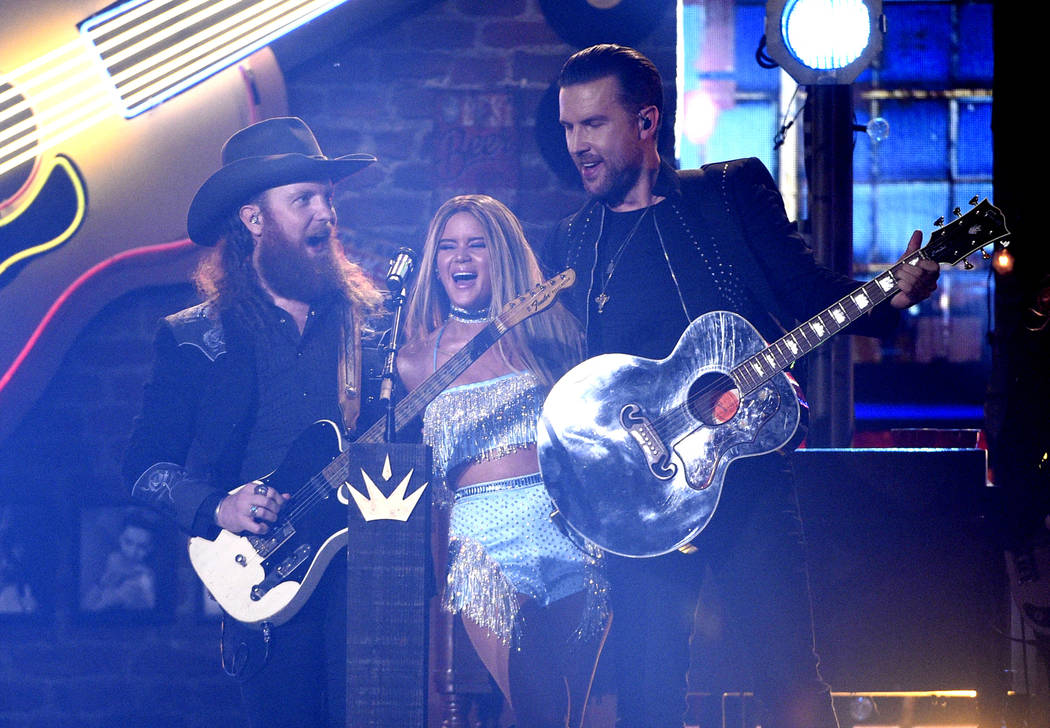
top-left (239, 298), bottom-right (344, 482)
top-left (587, 201), bottom-right (742, 360)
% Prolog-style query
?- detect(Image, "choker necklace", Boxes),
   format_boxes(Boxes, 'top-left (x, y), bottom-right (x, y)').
top-left (595, 206), bottom-right (652, 314)
top-left (449, 305), bottom-right (493, 324)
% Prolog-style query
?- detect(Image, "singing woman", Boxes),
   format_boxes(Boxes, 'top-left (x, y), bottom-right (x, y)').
top-left (397, 194), bottom-right (608, 728)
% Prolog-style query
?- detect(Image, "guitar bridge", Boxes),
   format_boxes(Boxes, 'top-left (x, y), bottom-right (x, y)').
top-left (251, 543), bottom-right (313, 601)
top-left (620, 403), bottom-right (676, 481)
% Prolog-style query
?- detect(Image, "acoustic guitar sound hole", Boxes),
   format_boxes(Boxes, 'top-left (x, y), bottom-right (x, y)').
top-left (687, 371), bottom-right (740, 426)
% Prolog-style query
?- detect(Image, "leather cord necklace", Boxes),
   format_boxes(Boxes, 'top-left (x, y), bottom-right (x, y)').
top-left (595, 205), bottom-right (652, 314)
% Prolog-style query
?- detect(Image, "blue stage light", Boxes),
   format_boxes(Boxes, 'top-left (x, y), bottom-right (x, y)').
top-left (765, 0), bottom-right (883, 84)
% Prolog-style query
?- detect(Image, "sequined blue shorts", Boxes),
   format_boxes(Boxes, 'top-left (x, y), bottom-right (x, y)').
top-left (445, 473), bottom-right (608, 644)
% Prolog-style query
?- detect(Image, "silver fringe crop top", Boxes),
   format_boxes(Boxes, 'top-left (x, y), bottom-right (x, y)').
top-left (422, 371), bottom-right (544, 500)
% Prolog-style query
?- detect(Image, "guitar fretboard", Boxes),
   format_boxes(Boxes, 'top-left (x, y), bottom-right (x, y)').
top-left (313, 317), bottom-right (509, 490)
top-left (730, 254), bottom-right (920, 395)
top-left (288, 268), bottom-right (571, 492)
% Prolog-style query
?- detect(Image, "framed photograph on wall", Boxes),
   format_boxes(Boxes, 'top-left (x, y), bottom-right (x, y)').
top-left (0, 504), bottom-right (54, 619)
top-left (77, 505), bottom-right (176, 621)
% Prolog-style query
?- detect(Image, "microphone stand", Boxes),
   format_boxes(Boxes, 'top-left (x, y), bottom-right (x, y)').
top-left (380, 283), bottom-right (408, 443)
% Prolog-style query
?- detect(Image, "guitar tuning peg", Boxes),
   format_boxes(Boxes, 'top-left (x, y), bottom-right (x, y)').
top-left (982, 249), bottom-right (992, 260)
top-left (953, 207), bottom-right (962, 218)
top-left (963, 258), bottom-right (975, 270)
top-left (968, 195), bottom-right (979, 206)
top-left (934, 216), bottom-right (945, 227)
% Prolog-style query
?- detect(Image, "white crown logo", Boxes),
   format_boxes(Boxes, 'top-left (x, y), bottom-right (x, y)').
top-left (339, 454), bottom-right (427, 522)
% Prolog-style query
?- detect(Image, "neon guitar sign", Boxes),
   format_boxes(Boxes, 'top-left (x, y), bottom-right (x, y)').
top-left (0, 0), bottom-right (362, 440)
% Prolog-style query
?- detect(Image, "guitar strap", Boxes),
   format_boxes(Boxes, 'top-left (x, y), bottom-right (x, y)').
top-left (338, 304), bottom-right (364, 436)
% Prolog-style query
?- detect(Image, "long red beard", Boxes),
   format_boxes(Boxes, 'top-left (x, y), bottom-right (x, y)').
top-left (256, 229), bottom-right (345, 304)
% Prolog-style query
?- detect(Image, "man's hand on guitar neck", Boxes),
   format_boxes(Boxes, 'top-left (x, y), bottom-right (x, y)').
top-left (890, 230), bottom-right (941, 310)
top-left (215, 482), bottom-right (290, 535)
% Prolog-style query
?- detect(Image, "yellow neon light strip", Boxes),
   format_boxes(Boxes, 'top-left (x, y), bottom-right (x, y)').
top-left (108, 0), bottom-right (295, 89)
top-left (831, 690), bottom-right (978, 698)
top-left (0, 155), bottom-right (88, 277)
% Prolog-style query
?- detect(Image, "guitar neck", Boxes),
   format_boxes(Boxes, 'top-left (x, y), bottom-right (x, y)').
top-left (316, 269), bottom-right (574, 478)
top-left (731, 254), bottom-right (919, 394)
top-left (356, 320), bottom-right (506, 444)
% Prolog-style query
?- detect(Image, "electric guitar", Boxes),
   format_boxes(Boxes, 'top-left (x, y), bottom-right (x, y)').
top-left (188, 270), bottom-right (576, 628)
top-left (537, 199), bottom-right (1010, 558)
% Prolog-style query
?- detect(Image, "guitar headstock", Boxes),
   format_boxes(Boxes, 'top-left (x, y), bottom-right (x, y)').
top-left (496, 269), bottom-right (576, 328)
top-left (923, 197), bottom-right (1010, 267)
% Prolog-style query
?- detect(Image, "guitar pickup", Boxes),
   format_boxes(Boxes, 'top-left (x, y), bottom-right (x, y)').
top-left (247, 520), bottom-right (296, 558)
top-left (251, 544), bottom-right (312, 601)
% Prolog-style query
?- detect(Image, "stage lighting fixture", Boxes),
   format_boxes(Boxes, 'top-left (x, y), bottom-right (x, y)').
top-left (764, 0), bottom-right (884, 84)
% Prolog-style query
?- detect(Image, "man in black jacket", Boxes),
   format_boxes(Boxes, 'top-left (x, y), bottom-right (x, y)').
top-left (545, 45), bottom-right (940, 728)
top-left (124, 116), bottom-right (382, 728)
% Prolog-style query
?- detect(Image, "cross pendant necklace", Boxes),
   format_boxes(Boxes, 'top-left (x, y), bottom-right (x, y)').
top-left (595, 206), bottom-right (652, 314)
top-left (595, 291), bottom-right (611, 313)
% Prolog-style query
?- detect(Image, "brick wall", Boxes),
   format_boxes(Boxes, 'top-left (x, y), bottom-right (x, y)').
top-left (0, 1), bottom-right (675, 725)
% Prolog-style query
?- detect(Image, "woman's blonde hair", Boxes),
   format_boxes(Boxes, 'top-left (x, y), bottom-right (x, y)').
top-left (404, 194), bottom-right (582, 385)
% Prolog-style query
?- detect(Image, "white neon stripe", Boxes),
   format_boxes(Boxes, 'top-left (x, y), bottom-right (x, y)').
top-left (0, 73), bottom-right (114, 164)
top-left (1, 42), bottom-right (86, 109)
top-left (93, 0), bottom-right (259, 68)
top-left (121, 0), bottom-right (330, 107)
top-left (0, 106), bottom-right (113, 177)
top-left (106, 0), bottom-right (291, 86)
top-left (0, 61), bottom-right (105, 135)
top-left (1, 39), bottom-right (85, 85)
top-left (110, 0), bottom-right (300, 91)
top-left (86, 0), bottom-right (218, 55)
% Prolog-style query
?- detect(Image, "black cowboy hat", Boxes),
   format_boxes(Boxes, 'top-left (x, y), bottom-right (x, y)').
top-left (186, 116), bottom-right (376, 245)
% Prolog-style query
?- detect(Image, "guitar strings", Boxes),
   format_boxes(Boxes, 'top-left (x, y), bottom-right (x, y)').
top-left (641, 271), bottom-right (903, 435)
top-left (249, 321), bottom-right (506, 547)
top-left (255, 273), bottom-right (900, 542)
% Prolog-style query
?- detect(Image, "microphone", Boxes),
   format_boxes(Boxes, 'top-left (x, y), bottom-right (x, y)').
top-left (385, 247), bottom-right (418, 291)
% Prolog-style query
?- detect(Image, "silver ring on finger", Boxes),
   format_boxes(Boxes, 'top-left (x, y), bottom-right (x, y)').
top-left (254, 484), bottom-right (268, 496)
top-left (250, 504), bottom-right (259, 516)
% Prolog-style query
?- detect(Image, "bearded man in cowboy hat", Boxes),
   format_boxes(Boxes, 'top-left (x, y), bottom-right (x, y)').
top-left (123, 116), bottom-right (383, 727)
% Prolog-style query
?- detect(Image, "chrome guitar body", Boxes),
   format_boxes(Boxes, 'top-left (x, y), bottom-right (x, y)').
top-left (538, 311), bottom-right (802, 558)
top-left (538, 198), bottom-right (1010, 558)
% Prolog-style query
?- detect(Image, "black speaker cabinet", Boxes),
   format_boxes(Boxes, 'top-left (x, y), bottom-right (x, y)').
top-left (790, 447), bottom-right (1003, 693)
top-left (344, 443), bottom-right (431, 727)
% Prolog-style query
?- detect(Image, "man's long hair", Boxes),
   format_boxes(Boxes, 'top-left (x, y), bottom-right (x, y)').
top-left (194, 209), bottom-right (381, 328)
top-left (558, 43), bottom-right (664, 123)
top-left (403, 194), bottom-right (583, 386)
